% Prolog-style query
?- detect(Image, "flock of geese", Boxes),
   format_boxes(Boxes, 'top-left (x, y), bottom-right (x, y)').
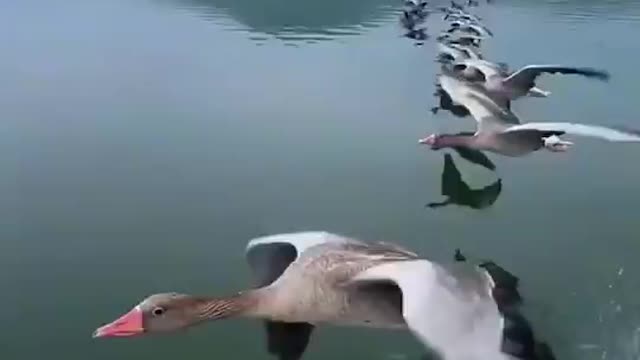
top-left (403, 0), bottom-right (640, 171)
top-left (92, 1), bottom-right (632, 360)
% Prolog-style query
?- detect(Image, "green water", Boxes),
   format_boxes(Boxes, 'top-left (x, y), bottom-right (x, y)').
top-left (3, 0), bottom-right (640, 359)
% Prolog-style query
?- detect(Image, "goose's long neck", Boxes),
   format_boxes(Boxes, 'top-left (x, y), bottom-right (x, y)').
top-left (190, 288), bottom-right (269, 322)
top-left (440, 134), bottom-right (477, 148)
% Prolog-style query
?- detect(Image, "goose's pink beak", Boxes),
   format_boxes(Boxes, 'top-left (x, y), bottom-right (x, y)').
top-left (93, 306), bottom-right (144, 338)
top-left (418, 134), bottom-right (436, 145)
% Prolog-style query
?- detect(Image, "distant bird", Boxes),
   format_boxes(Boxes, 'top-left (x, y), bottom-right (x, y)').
top-left (444, 11), bottom-right (482, 23)
top-left (449, 60), bottom-right (549, 108)
top-left (437, 42), bottom-right (482, 64)
top-left (438, 32), bottom-right (484, 47)
top-left (404, 1), bottom-right (430, 21)
top-left (405, 28), bottom-right (429, 42)
top-left (450, 0), bottom-right (465, 10)
top-left (404, 0), bottom-right (428, 6)
top-left (427, 153), bottom-right (501, 209)
top-left (452, 59), bottom-right (610, 102)
top-left (419, 71), bottom-right (640, 159)
top-left (454, 249), bottom-right (467, 262)
top-left (400, 10), bottom-right (427, 31)
top-left (92, 231), bottom-right (555, 360)
top-left (447, 20), bottom-right (493, 37)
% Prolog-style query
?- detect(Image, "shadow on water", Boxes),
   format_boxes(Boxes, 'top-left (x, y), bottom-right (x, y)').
top-left (157, 0), bottom-right (401, 42)
top-left (427, 153), bottom-right (502, 210)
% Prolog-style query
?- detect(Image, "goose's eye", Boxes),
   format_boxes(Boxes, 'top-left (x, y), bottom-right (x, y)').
top-left (152, 307), bottom-right (165, 316)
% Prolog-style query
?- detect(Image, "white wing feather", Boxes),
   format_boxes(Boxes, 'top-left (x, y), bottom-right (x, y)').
top-left (351, 260), bottom-right (508, 360)
top-left (503, 122), bottom-right (640, 142)
top-left (246, 231), bottom-right (356, 256)
top-left (245, 231), bottom-right (360, 286)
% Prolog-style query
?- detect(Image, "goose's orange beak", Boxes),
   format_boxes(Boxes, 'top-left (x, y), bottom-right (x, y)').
top-left (418, 134), bottom-right (436, 145)
top-left (93, 306), bottom-right (144, 338)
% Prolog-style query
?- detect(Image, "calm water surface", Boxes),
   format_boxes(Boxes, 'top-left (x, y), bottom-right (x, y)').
top-left (2, 0), bottom-right (640, 359)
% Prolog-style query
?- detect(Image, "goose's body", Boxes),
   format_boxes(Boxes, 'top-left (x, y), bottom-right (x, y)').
top-left (93, 231), bottom-right (552, 360)
top-left (447, 20), bottom-right (493, 37)
top-left (246, 233), bottom-right (411, 328)
top-left (438, 32), bottom-right (484, 47)
top-left (421, 70), bottom-right (640, 161)
top-left (444, 11), bottom-right (482, 24)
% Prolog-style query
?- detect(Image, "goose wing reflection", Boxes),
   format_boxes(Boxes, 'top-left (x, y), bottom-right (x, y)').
top-left (427, 153), bottom-right (502, 210)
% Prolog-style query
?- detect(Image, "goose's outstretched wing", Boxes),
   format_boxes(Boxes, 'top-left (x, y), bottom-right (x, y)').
top-left (245, 232), bottom-right (359, 360)
top-left (350, 258), bottom-right (555, 360)
top-left (502, 65), bottom-right (610, 90)
top-left (350, 259), bottom-right (506, 360)
top-left (246, 231), bottom-right (361, 285)
top-left (503, 122), bottom-right (640, 142)
top-left (455, 59), bottom-right (508, 78)
top-left (439, 72), bottom-right (519, 133)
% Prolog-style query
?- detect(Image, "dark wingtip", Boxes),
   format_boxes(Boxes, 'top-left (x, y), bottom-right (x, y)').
top-left (581, 67), bottom-right (611, 81)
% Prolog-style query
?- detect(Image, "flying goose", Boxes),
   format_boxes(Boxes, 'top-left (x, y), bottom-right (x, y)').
top-left (437, 42), bottom-right (483, 64)
top-left (400, 10), bottom-right (420, 30)
top-left (452, 59), bottom-right (610, 101)
top-left (431, 85), bottom-right (497, 170)
top-left (444, 11), bottom-right (482, 24)
top-left (437, 32), bottom-right (484, 47)
top-left (403, 0), bottom-right (430, 21)
top-left (449, 60), bottom-right (550, 105)
top-left (93, 231), bottom-right (553, 360)
top-left (446, 20), bottom-right (493, 37)
top-left (420, 71), bottom-right (640, 159)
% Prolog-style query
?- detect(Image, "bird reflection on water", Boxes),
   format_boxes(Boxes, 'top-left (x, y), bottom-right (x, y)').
top-left (427, 153), bottom-right (502, 210)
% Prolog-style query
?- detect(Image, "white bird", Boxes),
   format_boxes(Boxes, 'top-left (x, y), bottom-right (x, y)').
top-left (420, 71), bottom-right (640, 158)
top-left (92, 231), bottom-right (553, 360)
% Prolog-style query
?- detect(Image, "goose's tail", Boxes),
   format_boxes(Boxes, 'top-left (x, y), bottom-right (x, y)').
top-left (454, 249), bottom-right (557, 360)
